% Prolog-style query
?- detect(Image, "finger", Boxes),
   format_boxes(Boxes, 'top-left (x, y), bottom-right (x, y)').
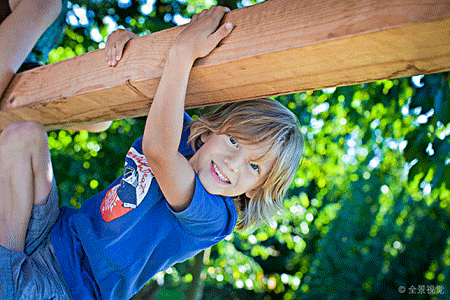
top-left (111, 46), bottom-right (117, 66)
top-left (105, 36), bottom-right (115, 66)
top-left (214, 6), bottom-right (231, 15)
top-left (191, 13), bottom-right (198, 22)
top-left (106, 46), bottom-right (113, 66)
top-left (115, 41), bottom-right (125, 62)
top-left (209, 22), bottom-right (233, 46)
top-left (206, 6), bottom-right (216, 16)
top-left (199, 9), bottom-right (207, 18)
top-left (210, 7), bottom-right (231, 29)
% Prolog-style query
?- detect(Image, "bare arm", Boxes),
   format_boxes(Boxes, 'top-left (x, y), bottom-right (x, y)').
top-left (0, 0), bottom-right (61, 97)
top-left (142, 7), bottom-right (233, 211)
top-left (66, 121), bottom-right (113, 132)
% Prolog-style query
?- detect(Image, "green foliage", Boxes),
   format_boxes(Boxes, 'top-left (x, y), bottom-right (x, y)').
top-left (156, 289), bottom-right (186, 300)
top-left (41, 0), bottom-right (450, 299)
top-left (50, 118), bottom-right (145, 207)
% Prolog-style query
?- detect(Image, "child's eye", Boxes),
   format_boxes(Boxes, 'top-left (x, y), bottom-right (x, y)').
top-left (250, 163), bottom-right (259, 172)
top-left (229, 136), bottom-right (238, 147)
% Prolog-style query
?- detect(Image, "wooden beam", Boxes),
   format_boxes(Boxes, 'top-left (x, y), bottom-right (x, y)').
top-left (1, 0), bottom-right (449, 130)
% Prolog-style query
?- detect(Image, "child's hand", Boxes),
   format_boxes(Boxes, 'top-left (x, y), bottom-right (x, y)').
top-left (171, 6), bottom-right (233, 64)
top-left (105, 29), bottom-right (139, 67)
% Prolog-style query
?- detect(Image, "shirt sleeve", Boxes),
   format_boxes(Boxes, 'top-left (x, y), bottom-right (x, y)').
top-left (166, 173), bottom-right (237, 239)
top-left (178, 112), bottom-right (195, 156)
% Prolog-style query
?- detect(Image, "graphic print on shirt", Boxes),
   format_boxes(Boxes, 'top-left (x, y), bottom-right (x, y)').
top-left (101, 147), bottom-right (154, 222)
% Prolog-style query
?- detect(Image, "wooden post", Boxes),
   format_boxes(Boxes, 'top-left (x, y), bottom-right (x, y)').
top-left (1, 0), bottom-right (449, 130)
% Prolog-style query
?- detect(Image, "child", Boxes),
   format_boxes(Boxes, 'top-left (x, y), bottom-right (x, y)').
top-left (0, 6), bottom-right (303, 300)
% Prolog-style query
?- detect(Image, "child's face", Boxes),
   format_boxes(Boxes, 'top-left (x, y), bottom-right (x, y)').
top-left (189, 133), bottom-right (274, 199)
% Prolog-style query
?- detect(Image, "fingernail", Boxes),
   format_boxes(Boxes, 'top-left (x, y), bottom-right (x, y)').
top-left (116, 56), bottom-right (120, 60)
top-left (225, 22), bottom-right (233, 30)
top-left (226, 8), bottom-right (230, 12)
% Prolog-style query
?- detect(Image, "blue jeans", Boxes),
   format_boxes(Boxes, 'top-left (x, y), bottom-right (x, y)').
top-left (0, 180), bottom-right (72, 299)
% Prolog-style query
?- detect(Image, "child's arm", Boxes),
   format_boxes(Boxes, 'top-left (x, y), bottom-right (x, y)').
top-left (66, 121), bottom-right (113, 132)
top-left (142, 6), bottom-right (233, 211)
top-left (0, 0), bottom-right (61, 97)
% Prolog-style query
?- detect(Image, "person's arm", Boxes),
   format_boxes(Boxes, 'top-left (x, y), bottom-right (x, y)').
top-left (66, 121), bottom-right (113, 132)
top-left (142, 7), bottom-right (233, 212)
top-left (0, 0), bottom-right (61, 97)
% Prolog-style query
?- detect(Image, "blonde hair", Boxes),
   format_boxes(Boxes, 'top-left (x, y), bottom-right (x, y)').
top-left (188, 98), bottom-right (303, 231)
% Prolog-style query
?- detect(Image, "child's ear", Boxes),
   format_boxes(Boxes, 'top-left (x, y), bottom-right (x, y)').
top-left (200, 132), bottom-right (211, 143)
top-left (245, 189), bottom-right (256, 199)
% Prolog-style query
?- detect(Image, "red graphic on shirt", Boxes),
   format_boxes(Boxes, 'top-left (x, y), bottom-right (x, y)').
top-left (126, 150), bottom-right (154, 177)
top-left (100, 147), bottom-right (154, 222)
top-left (100, 184), bottom-right (133, 222)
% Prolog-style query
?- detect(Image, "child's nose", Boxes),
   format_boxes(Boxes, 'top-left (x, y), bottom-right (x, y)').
top-left (224, 154), bottom-right (242, 173)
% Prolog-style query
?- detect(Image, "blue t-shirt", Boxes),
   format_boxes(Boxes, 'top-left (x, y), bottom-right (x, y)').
top-left (51, 113), bottom-right (238, 299)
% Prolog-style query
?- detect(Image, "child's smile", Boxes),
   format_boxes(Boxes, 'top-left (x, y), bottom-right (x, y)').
top-left (189, 133), bottom-right (274, 199)
top-left (210, 161), bottom-right (231, 184)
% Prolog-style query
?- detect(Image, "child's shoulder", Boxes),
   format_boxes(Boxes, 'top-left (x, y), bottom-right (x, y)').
top-left (129, 112), bottom-right (193, 157)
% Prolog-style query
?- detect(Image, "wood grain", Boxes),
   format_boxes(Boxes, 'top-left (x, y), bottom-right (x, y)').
top-left (1, 0), bottom-right (449, 130)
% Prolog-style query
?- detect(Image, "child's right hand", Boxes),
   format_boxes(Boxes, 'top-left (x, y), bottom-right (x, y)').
top-left (171, 6), bottom-right (233, 64)
top-left (105, 29), bottom-right (139, 67)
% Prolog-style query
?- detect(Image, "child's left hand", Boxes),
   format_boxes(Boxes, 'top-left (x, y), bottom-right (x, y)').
top-left (105, 29), bottom-right (139, 67)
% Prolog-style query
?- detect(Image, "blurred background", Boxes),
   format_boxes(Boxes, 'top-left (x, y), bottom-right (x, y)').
top-left (28, 0), bottom-right (450, 299)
